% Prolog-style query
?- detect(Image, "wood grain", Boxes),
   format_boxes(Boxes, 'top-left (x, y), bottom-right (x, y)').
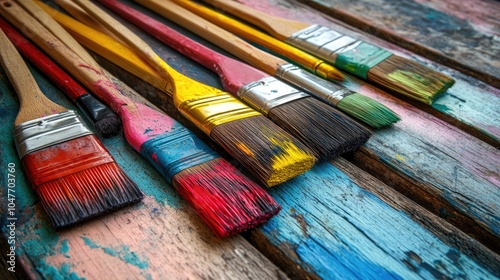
top-left (232, 0), bottom-right (500, 148)
top-left (0, 65), bottom-right (288, 280)
top-left (0, 27), bottom-right (66, 125)
top-left (298, 0), bottom-right (500, 87)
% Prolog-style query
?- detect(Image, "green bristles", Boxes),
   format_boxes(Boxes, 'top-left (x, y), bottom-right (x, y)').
top-left (337, 93), bottom-right (400, 129)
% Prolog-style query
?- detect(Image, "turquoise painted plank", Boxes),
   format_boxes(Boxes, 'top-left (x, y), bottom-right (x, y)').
top-left (194, 0), bottom-right (500, 250)
top-left (0, 65), bottom-right (287, 279)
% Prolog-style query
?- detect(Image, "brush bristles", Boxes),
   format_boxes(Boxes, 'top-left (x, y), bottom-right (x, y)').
top-left (337, 94), bottom-right (400, 129)
top-left (22, 135), bottom-right (143, 228)
top-left (34, 162), bottom-right (143, 228)
top-left (268, 97), bottom-right (372, 159)
top-left (94, 114), bottom-right (122, 137)
top-left (173, 158), bottom-right (281, 238)
top-left (368, 55), bottom-right (455, 104)
top-left (210, 115), bottom-right (316, 187)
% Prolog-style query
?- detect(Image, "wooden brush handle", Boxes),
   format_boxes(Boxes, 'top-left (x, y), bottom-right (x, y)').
top-left (135, 0), bottom-right (285, 76)
top-left (200, 0), bottom-right (310, 39)
top-left (0, 17), bottom-right (87, 102)
top-left (18, 0), bottom-right (100, 69)
top-left (0, 27), bottom-right (66, 125)
top-left (0, 0), bottom-right (129, 113)
top-left (72, 0), bottom-right (174, 85)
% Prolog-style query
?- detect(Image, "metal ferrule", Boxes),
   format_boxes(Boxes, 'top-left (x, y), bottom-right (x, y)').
top-left (140, 125), bottom-right (219, 183)
top-left (176, 94), bottom-right (261, 135)
top-left (276, 64), bottom-right (354, 106)
top-left (14, 110), bottom-right (93, 158)
top-left (237, 77), bottom-right (309, 114)
top-left (286, 24), bottom-right (360, 63)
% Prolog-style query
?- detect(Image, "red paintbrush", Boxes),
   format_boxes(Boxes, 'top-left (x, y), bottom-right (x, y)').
top-left (0, 27), bottom-right (143, 228)
top-left (1, 0), bottom-right (281, 237)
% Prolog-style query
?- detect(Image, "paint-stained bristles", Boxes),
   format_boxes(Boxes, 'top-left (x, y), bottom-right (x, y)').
top-left (268, 97), bottom-right (372, 159)
top-left (337, 94), bottom-right (400, 129)
top-left (24, 135), bottom-right (144, 228)
top-left (174, 158), bottom-right (281, 238)
top-left (211, 116), bottom-right (316, 187)
top-left (368, 55), bottom-right (455, 104)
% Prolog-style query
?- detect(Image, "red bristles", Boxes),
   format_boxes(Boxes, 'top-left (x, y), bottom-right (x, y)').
top-left (173, 158), bottom-right (281, 238)
top-left (22, 135), bottom-right (143, 228)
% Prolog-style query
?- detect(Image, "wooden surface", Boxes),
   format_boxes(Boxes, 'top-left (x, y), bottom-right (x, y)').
top-left (299, 0), bottom-right (500, 88)
top-left (0, 0), bottom-right (499, 279)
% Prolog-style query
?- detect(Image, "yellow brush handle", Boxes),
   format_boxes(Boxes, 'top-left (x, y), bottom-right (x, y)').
top-left (0, 0), bottom-right (129, 113)
top-left (72, 0), bottom-right (175, 89)
top-left (17, 0), bottom-right (100, 69)
top-left (38, 2), bottom-right (168, 94)
top-left (135, 0), bottom-right (288, 76)
top-left (174, 0), bottom-right (343, 81)
top-left (201, 0), bottom-right (310, 39)
top-left (0, 27), bottom-right (66, 125)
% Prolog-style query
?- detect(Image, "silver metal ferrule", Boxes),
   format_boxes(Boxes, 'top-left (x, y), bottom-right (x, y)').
top-left (237, 76), bottom-right (309, 114)
top-left (276, 64), bottom-right (354, 106)
top-left (286, 24), bottom-right (360, 63)
top-left (14, 110), bottom-right (93, 158)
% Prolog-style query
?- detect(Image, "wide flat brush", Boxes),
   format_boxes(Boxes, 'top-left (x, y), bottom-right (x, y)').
top-left (41, 0), bottom-right (316, 187)
top-left (197, 0), bottom-right (455, 105)
top-left (168, 0), bottom-right (400, 128)
top-left (0, 28), bottom-right (143, 228)
top-left (18, 0), bottom-right (281, 237)
top-left (77, 1), bottom-right (370, 161)
top-left (0, 17), bottom-right (120, 137)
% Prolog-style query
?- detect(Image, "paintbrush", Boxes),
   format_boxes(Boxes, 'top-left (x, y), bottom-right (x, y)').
top-left (9, 0), bottom-right (282, 237)
top-left (0, 27), bottom-right (143, 229)
top-left (25, 0), bottom-right (316, 187)
top-left (166, 0), bottom-right (400, 128)
top-left (0, 17), bottom-right (120, 137)
top-left (196, 0), bottom-right (456, 104)
top-left (132, 0), bottom-right (399, 129)
top-left (13, 0), bottom-right (122, 137)
top-left (66, 1), bottom-right (371, 162)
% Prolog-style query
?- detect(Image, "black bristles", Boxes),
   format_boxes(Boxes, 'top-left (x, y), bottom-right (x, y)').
top-left (35, 163), bottom-right (144, 228)
top-left (268, 97), bottom-right (372, 159)
top-left (210, 115), bottom-right (316, 187)
top-left (76, 93), bottom-right (122, 137)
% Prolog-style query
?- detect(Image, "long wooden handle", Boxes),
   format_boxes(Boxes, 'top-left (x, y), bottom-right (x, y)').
top-left (135, 0), bottom-right (286, 76)
top-left (0, 27), bottom-right (66, 125)
top-left (18, 0), bottom-right (100, 69)
top-left (201, 0), bottom-right (310, 39)
top-left (40, 2), bottom-right (168, 95)
top-left (72, 0), bottom-right (175, 85)
top-left (0, 0), bottom-right (128, 113)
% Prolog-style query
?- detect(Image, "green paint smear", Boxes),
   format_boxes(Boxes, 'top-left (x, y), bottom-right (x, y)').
top-left (335, 42), bottom-right (392, 79)
top-left (81, 236), bottom-right (149, 269)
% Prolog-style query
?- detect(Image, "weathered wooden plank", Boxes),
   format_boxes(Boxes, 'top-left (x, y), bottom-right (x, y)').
top-left (0, 65), bottom-right (287, 280)
top-left (77, 53), bottom-right (500, 280)
top-left (298, 0), bottom-right (500, 88)
top-left (232, 0), bottom-right (500, 147)
top-left (102, 0), bottom-right (500, 252)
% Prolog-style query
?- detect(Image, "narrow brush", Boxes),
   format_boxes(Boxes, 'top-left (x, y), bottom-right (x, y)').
top-left (16, 0), bottom-right (316, 187)
top-left (0, 27), bottom-right (143, 228)
top-left (79, 2), bottom-right (371, 160)
top-left (0, 17), bottom-right (120, 137)
top-left (133, 0), bottom-right (400, 128)
top-left (197, 0), bottom-right (455, 104)
top-left (168, 0), bottom-right (399, 128)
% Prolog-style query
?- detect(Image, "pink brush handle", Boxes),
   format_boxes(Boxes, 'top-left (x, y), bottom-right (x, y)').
top-left (0, 17), bottom-right (87, 101)
top-left (97, 0), bottom-right (267, 94)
